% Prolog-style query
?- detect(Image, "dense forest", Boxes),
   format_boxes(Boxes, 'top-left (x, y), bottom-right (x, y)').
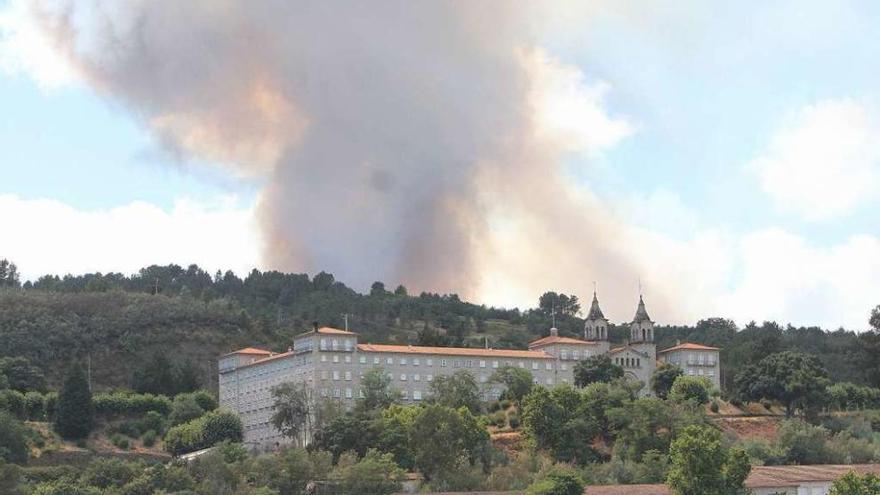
top-left (0, 260), bottom-right (878, 393)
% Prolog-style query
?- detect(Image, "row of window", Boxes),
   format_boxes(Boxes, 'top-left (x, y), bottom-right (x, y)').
top-left (615, 356), bottom-right (641, 368)
top-left (320, 354), bottom-right (560, 371)
top-left (318, 338), bottom-right (355, 351)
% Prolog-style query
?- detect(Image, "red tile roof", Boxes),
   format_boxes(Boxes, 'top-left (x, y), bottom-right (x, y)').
top-left (528, 335), bottom-right (599, 348)
top-left (222, 347), bottom-right (273, 357)
top-left (746, 464), bottom-right (880, 488)
top-left (658, 342), bottom-right (720, 354)
top-left (357, 343), bottom-right (554, 360)
top-left (584, 484), bottom-right (669, 495)
top-left (231, 351), bottom-right (294, 369)
top-left (295, 326), bottom-right (358, 338)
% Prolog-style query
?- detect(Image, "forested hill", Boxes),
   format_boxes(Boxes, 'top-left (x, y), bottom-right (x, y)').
top-left (0, 261), bottom-right (878, 392)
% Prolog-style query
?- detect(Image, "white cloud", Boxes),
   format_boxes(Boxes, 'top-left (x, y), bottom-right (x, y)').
top-left (526, 49), bottom-right (635, 155)
top-left (0, 194), bottom-right (260, 281)
top-left (721, 228), bottom-right (880, 330)
top-left (0, 0), bottom-right (78, 88)
top-left (749, 98), bottom-right (880, 221)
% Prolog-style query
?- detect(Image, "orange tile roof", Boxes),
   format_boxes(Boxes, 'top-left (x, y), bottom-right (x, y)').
top-left (232, 351), bottom-right (294, 369)
top-left (356, 343), bottom-right (554, 359)
top-left (584, 484), bottom-right (669, 495)
top-left (294, 326), bottom-right (358, 338)
top-left (222, 347), bottom-right (273, 357)
top-left (528, 335), bottom-right (599, 347)
top-left (658, 342), bottom-right (720, 354)
top-left (746, 464), bottom-right (880, 488)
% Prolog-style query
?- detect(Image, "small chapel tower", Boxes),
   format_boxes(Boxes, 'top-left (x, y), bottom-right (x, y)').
top-left (584, 291), bottom-right (609, 341)
top-left (630, 295), bottom-right (654, 343)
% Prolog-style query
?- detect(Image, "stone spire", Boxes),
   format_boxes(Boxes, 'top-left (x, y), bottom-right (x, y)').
top-left (584, 290), bottom-right (609, 341)
top-left (632, 295), bottom-right (652, 323)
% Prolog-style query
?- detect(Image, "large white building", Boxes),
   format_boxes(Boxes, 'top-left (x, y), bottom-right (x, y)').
top-left (218, 293), bottom-right (719, 448)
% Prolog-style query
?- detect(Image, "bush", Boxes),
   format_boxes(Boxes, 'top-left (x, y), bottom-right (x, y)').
top-left (185, 390), bottom-right (218, 412)
top-left (508, 413), bottom-right (521, 429)
top-left (141, 429), bottom-right (157, 448)
top-left (525, 469), bottom-right (584, 495)
top-left (489, 411), bottom-right (507, 427)
top-left (0, 390), bottom-right (26, 420)
top-left (500, 399), bottom-right (512, 410)
top-left (169, 395), bottom-right (205, 426)
top-left (710, 400), bottom-right (720, 413)
top-left (92, 392), bottom-right (171, 417)
top-left (25, 392), bottom-right (46, 421)
top-left (164, 409), bottom-right (243, 456)
top-left (668, 376), bottom-right (712, 405)
top-left (43, 393), bottom-right (57, 422)
top-left (760, 399), bottom-right (773, 411)
top-left (487, 401), bottom-right (501, 413)
top-left (108, 421), bottom-right (141, 439)
top-left (0, 411), bottom-right (29, 464)
top-left (140, 411), bottom-right (165, 434)
top-left (54, 365), bottom-right (94, 440)
top-left (110, 433), bottom-right (130, 450)
top-left (80, 458), bottom-right (136, 489)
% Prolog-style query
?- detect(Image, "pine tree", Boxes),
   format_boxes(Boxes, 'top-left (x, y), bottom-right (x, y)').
top-left (54, 364), bottom-right (94, 439)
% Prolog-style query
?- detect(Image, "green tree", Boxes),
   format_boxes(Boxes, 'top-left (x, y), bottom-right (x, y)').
top-left (271, 382), bottom-right (313, 446)
top-left (651, 363), bottom-right (684, 399)
top-left (0, 259), bottom-right (20, 288)
top-left (0, 411), bottom-right (28, 464)
top-left (0, 357), bottom-right (46, 392)
top-left (0, 459), bottom-right (22, 495)
top-left (409, 404), bottom-right (489, 481)
top-left (490, 365), bottom-right (533, 405)
top-left (829, 471), bottom-right (880, 495)
top-left (666, 425), bottom-right (750, 495)
top-left (669, 376), bottom-right (712, 405)
top-left (573, 354), bottom-right (624, 387)
top-left (394, 285), bottom-right (408, 296)
top-left (429, 370), bottom-right (481, 414)
top-left (80, 458), bottom-right (137, 489)
top-left (54, 364), bottom-right (94, 439)
top-left (331, 449), bottom-right (404, 495)
top-left (358, 368), bottom-right (401, 412)
top-left (132, 353), bottom-right (176, 396)
top-left (370, 281), bottom-right (387, 296)
top-left (169, 394), bottom-right (206, 426)
top-left (734, 351), bottom-right (830, 417)
top-left (173, 359), bottom-right (202, 394)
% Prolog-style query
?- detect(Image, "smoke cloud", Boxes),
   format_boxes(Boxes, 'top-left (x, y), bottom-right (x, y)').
top-left (20, 0), bottom-right (698, 321)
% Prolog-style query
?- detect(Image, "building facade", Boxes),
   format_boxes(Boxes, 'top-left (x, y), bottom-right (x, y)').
top-left (657, 342), bottom-right (721, 390)
top-left (219, 294), bottom-right (717, 448)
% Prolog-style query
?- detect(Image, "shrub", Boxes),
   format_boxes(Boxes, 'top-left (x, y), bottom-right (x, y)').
top-left (490, 411), bottom-right (507, 427)
top-left (508, 413), bottom-right (521, 429)
top-left (110, 433), bottom-right (130, 450)
top-left (140, 411), bottom-right (165, 434)
top-left (710, 400), bottom-right (720, 413)
top-left (80, 458), bottom-right (136, 489)
top-left (54, 365), bottom-right (94, 440)
top-left (92, 392), bottom-right (171, 417)
top-left (487, 401), bottom-right (501, 413)
top-left (169, 395), bottom-right (205, 426)
top-left (499, 399), bottom-right (512, 410)
top-left (525, 469), bottom-right (584, 495)
top-left (141, 430), bottom-right (157, 448)
top-left (0, 390), bottom-right (27, 420)
top-left (186, 390), bottom-right (218, 412)
top-left (760, 399), bottom-right (773, 411)
top-left (668, 376), bottom-right (712, 405)
top-left (0, 411), bottom-right (29, 464)
top-left (164, 409), bottom-right (243, 456)
top-left (43, 393), bottom-right (57, 422)
top-left (107, 421), bottom-right (141, 439)
top-left (24, 392), bottom-right (46, 421)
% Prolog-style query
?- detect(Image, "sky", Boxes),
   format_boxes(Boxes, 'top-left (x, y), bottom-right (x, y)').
top-left (0, 0), bottom-right (879, 330)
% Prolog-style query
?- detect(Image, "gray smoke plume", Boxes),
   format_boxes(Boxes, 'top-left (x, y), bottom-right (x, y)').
top-left (27, 0), bottom-right (686, 320)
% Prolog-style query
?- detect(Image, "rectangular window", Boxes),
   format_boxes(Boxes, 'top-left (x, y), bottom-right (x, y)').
top-left (344, 340), bottom-right (353, 351)
top-left (561, 363), bottom-right (568, 371)
top-left (413, 390), bottom-right (422, 401)
top-left (332, 371), bottom-right (339, 380)
top-left (480, 375), bottom-right (487, 383)
top-left (359, 356), bottom-right (366, 364)
top-left (413, 358), bottom-right (420, 366)
top-left (545, 362), bottom-right (552, 370)
top-left (441, 359), bottom-right (447, 367)
top-left (333, 355), bottom-right (339, 363)
top-left (321, 370), bottom-right (328, 380)
top-left (373, 357), bottom-right (380, 365)
top-left (345, 388), bottom-right (352, 398)
top-left (321, 355), bottom-right (327, 362)
top-left (518, 361), bottom-right (525, 368)
top-left (400, 374), bottom-right (407, 381)
top-left (492, 361), bottom-right (499, 369)
top-left (532, 362), bottom-right (538, 370)
top-left (479, 360), bottom-right (486, 368)
top-left (402, 390), bottom-right (408, 399)
top-left (572, 350), bottom-right (579, 360)
top-left (414, 374), bottom-right (420, 381)
top-left (427, 374), bottom-right (433, 382)
top-left (427, 358), bottom-right (433, 366)
top-left (561, 350), bottom-right (568, 360)
top-left (401, 358), bottom-right (407, 365)
top-left (386, 357), bottom-right (393, 365)
top-left (344, 355), bottom-right (351, 363)
top-left (333, 388), bottom-right (341, 398)
top-left (345, 371), bottom-right (352, 381)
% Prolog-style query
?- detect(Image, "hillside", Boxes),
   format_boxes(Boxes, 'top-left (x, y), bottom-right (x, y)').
top-left (0, 263), bottom-right (878, 393)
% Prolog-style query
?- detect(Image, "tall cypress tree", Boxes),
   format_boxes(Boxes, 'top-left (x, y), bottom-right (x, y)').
top-left (54, 364), bottom-right (94, 439)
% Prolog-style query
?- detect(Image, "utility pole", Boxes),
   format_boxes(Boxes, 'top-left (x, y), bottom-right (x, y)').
top-left (341, 313), bottom-right (349, 331)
